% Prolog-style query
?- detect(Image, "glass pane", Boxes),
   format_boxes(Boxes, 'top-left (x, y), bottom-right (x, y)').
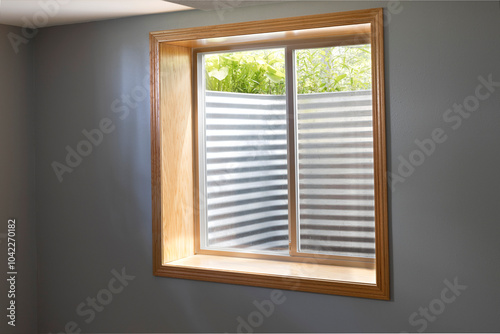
top-left (295, 44), bottom-right (376, 258)
top-left (200, 48), bottom-right (288, 255)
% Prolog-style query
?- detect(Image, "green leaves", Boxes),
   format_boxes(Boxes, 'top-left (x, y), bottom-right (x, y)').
top-left (204, 45), bottom-right (371, 95)
top-left (208, 67), bottom-right (229, 81)
top-left (205, 49), bottom-right (286, 95)
top-left (296, 45), bottom-right (371, 94)
top-left (265, 64), bottom-right (285, 83)
top-left (333, 74), bottom-right (347, 85)
top-left (265, 72), bottom-right (284, 83)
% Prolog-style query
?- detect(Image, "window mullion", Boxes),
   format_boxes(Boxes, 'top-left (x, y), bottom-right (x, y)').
top-left (285, 46), bottom-right (298, 256)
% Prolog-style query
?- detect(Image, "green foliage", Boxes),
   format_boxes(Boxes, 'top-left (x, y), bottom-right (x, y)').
top-left (205, 49), bottom-right (286, 95)
top-left (296, 45), bottom-right (371, 94)
top-left (204, 45), bottom-right (371, 95)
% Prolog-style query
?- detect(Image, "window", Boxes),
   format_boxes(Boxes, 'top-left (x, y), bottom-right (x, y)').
top-left (151, 8), bottom-right (389, 299)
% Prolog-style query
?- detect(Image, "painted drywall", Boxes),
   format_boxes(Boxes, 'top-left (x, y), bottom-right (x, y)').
top-left (0, 24), bottom-right (37, 334)
top-left (34, 1), bottom-right (500, 333)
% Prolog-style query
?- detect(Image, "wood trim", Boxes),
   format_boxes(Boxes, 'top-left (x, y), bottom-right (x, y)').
top-left (169, 255), bottom-right (375, 283)
top-left (151, 33), bottom-right (162, 274)
top-left (150, 9), bottom-right (379, 44)
top-left (176, 31), bottom-right (370, 49)
top-left (158, 255), bottom-right (387, 300)
top-left (159, 44), bottom-right (195, 263)
top-left (370, 9), bottom-right (390, 300)
top-left (151, 8), bottom-right (389, 300)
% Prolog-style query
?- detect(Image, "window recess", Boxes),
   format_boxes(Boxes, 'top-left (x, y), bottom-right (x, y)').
top-left (151, 8), bottom-right (389, 299)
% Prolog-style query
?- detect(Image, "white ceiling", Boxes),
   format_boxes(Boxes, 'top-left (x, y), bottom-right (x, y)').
top-left (0, 0), bottom-right (194, 27)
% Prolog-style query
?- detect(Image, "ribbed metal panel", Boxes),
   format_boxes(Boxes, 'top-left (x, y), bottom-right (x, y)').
top-left (202, 90), bottom-right (374, 258)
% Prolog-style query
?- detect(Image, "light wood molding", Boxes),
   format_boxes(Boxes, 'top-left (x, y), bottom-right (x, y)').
top-left (160, 255), bottom-right (384, 299)
top-left (159, 44), bottom-right (195, 263)
top-left (370, 8), bottom-right (390, 299)
top-left (169, 255), bottom-right (375, 284)
top-left (150, 9), bottom-right (378, 44)
top-left (151, 8), bottom-right (389, 300)
top-left (164, 24), bottom-right (370, 49)
top-left (151, 32), bottom-right (162, 273)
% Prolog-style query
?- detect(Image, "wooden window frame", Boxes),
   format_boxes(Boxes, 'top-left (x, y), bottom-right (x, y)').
top-left (150, 8), bottom-right (389, 300)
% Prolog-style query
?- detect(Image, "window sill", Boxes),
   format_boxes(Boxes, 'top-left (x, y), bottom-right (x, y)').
top-left (155, 254), bottom-right (387, 299)
top-left (168, 254), bottom-right (375, 284)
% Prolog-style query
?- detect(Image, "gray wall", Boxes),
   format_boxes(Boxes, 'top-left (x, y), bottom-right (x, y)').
top-left (34, 1), bottom-right (500, 333)
top-left (0, 24), bottom-right (37, 334)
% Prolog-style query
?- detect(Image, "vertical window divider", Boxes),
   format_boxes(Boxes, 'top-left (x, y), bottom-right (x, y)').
top-left (285, 46), bottom-right (298, 256)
